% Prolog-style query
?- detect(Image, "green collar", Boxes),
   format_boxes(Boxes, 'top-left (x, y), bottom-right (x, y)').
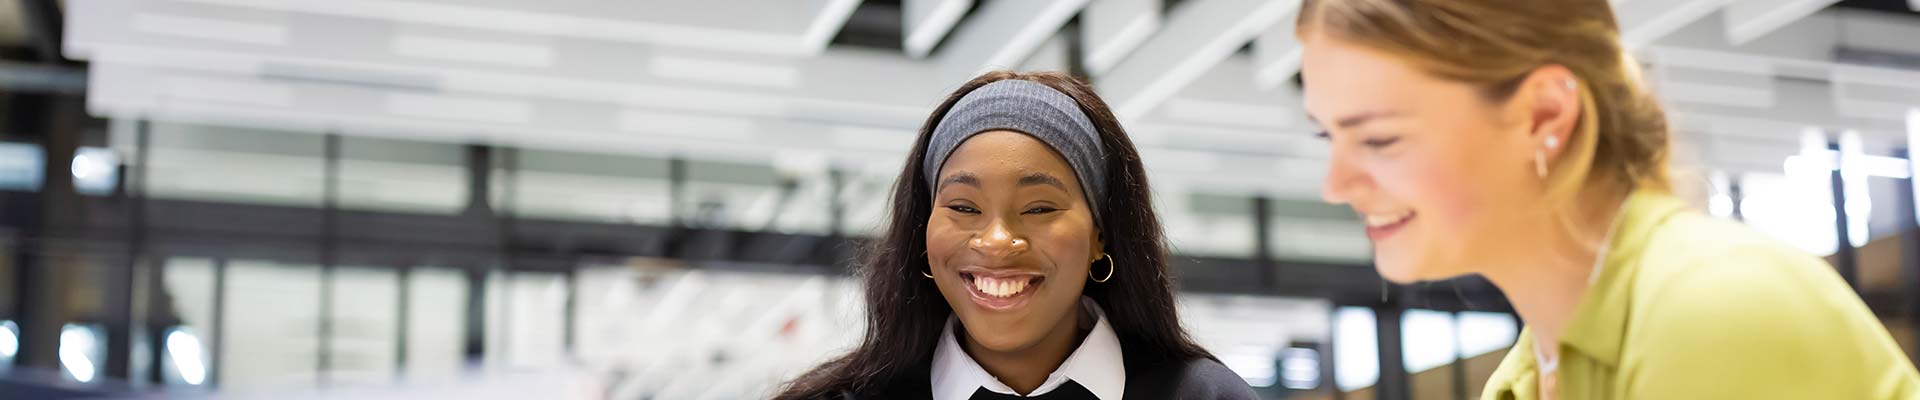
top-left (1556, 189), bottom-right (1690, 367)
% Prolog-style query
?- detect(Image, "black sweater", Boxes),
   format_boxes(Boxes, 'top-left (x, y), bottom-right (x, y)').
top-left (845, 357), bottom-right (1261, 400)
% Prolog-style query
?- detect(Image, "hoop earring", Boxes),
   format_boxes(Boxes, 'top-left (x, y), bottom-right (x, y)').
top-left (1090, 253), bottom-right (1114, 283)
top-left (921, 251), bottom-right (934, 279)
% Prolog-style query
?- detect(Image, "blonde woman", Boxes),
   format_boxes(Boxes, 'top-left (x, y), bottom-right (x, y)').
top-left (1295, 0), bottom-right (1920, 398)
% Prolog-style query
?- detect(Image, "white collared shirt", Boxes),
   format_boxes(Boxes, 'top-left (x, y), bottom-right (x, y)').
top-left (930, 297), bottom-right (1126, 400)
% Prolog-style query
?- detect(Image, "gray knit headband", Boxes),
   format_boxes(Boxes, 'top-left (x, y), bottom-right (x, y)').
top-left (923, 79), bottom-right (1108, 227)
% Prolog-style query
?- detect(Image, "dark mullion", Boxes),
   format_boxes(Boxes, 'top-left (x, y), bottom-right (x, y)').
top-left (317, 134), bottom-right (340, 386)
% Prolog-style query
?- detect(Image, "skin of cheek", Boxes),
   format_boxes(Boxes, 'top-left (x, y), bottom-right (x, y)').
top-left (1396, 129), bottom-right (1539, 282)
top-left (1030, 220), bottom-right (1092, 333)
top-left (1368, 106), bottom-right (1536, 282)
top-left (1368, 146), bottom-right (1485, 282)
top-left (1037, 220), bottom-right (1093, 302)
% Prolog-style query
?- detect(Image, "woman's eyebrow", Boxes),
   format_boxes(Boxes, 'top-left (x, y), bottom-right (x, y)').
top-left (1306, 109), bottom-right (1403, 130)
top-left (938, 172), bottom-right (979, 190)
top-left (1018, 172), bottom-right (1066, 191)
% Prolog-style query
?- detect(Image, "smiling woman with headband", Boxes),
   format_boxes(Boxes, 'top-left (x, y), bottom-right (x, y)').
top-left (773, 71), bottom-right (1257, 400)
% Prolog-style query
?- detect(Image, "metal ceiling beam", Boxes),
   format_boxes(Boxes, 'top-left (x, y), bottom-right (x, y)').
top-left (1252, 9), bottom-right (1303, 91)
top-left (903, 0), bottom-right (971, 59)
top-left (0, 61), bottom-right (85, 94)
top-left (1097, 0), bottom-right (1299, 120)
top-left (1667, 78), bottom-right (1910, 174)
top-left (934, 0), bottom-right (1090, 78)
top-left (1615, 0), bottom-right (1736, 48)
top-left (804, 0), bottom-right (869, 54)
top-left (1081, 0), bottom-right (1161, 76)
top-left (165, 0), bottom-right (862, 56)
top-left (1128, 56), bottom-right (1320, 167)
top-left (1633, 8), bottom-right (1920, 152)
top-left (1725, 0), bottom-right (1842, 44)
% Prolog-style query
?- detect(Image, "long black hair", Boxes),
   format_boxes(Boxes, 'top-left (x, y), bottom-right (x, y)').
top-left (774, 71), bottom-right (1213, 399)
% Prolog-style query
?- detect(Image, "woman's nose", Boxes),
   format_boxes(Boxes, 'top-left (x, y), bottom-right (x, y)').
top-left (969, 218), bottom-right (1029, 258)
top-left (1321, 149), bottom-right (1365, 205)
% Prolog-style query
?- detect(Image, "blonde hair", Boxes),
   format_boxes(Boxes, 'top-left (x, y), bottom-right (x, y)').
top-left (1298, 0), bottom-right (1672, 205)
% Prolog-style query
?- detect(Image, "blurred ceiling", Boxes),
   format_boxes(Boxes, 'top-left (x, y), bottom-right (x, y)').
top-left (41, 0), bottom-right (1920, 200)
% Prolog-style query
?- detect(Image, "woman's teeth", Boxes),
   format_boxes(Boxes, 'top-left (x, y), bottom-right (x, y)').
top-left (1365, 211), bottom-right (1413, 227)
top-left (974, 275), bottom-right (1032, 298)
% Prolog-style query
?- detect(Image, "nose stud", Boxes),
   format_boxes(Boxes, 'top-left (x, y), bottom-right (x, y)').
top-left (970, 236), bottom-right (1027, 248)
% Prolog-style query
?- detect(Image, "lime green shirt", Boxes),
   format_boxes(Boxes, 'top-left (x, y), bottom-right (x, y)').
top-left (1482, 190), bottom-right (1920, 400)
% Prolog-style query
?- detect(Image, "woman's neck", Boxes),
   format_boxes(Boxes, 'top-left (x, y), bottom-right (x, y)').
top-left (961, 305), bottom-right (1089, 394)
top-left (1483, 252), bottom-right (1594, 360)
top-left (1479, 190), bottom-right (1629, 361)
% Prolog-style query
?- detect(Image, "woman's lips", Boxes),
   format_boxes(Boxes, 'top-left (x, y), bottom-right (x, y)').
top-left (958, 269), bottom-right (1046, 311)
top-left (1364, 211), bottom-right (1415, 241)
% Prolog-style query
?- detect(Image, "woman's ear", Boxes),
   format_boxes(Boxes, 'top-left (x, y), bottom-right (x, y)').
top-left (1090, 230), bottom-right (1106, 264)
top-left (1524, 65), bottom-right (1582, 161)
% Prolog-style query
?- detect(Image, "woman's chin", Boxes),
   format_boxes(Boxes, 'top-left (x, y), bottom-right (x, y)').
top-left (960, 324), bottom-right (1043, 353)
top-left (1373, 253), bottom-right (1441, 284)
top-left (1372, 252), bottom-right (1409, 281)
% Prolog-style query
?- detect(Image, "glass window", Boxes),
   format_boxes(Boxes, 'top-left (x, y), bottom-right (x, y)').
top-left (1280, 347), bottom-right (1322, 390)
top-left (59, 323), bottom-right (106, 383)
top-left (143, 123), bottom-right (327, 208)
top-left (0, 243), bottom-right (9, 374)
top-left (220, 260), bottom-right (321, 390)
top-left (404, 267), bottom-right (470, 380)
top-left (1456, 311), bottom-right (1519, 397)
top-left (337, 137), bottom-right (468, 215)
top-left (838, 171), bottom-right (893, 238)
top-left (577, 268), bottom-right (865, 398)
top-left (571, 265), bottom-right (637, 365)
top-left (161, 258), bottom-right (220, 388)
top-left (0, 143), bottom-right (120, 195)
top-left (1334, 306), bottom-right (1379, 392)
top-left (1268, 197), bottom-right (1370, 263)
top-left (327, 267), bottom-right (399, 386)
top-left (1740, 172), bottom-right (1839, 255)
top-left (1176, 294), bottom-right (1330, 391)
top-left (497, 149), bottom-right (671, 224)
top-left (1455, 312), bottom-right (1518, 359)
top-left (161, 326), bottom-right (212, 387)
top-left (1403, 310), bottom-right (1459, 400)
top-left (484, 271), bottom-right (567, 369)
top-left (0, 320), bottom-right (18, 374)
top-left (681, 159), bottom-right (795, 233)
top-left (71, 147), bottom-right (121, 196)
top-left (1401, 309), bottom-right (1457, 373)
top-left (0, 142), bottom-right (44, 192)
top-left (1163, 192), bottom-right (1257, 257)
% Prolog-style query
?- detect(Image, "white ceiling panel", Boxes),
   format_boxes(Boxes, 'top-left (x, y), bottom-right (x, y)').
top-left (160, 0), bottom-right (861, 56)
top-left (56, 0), bottom-right (1920, 200)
